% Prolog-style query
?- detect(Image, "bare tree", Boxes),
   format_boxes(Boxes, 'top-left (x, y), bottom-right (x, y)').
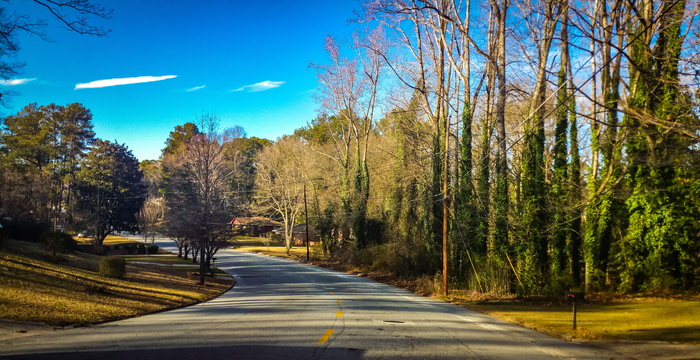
top-left (136, 196), bottom-right (163, 243)
top-left (254, 137), bottom-right (310, 254)
top-left (161, 113), bottom-right (234, 285)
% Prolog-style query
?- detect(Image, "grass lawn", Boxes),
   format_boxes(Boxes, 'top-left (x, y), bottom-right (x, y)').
top-left (460, 298), bottom-right (700, 343)
top-left (0, 239), bottom-right (232, 326)
top-left (235, 243), bottom-right (328, 262)
top-left (75, 234), bottom-right (138, 245)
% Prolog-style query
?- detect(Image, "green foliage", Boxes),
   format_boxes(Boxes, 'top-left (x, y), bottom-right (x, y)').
top-left (617, 0), bottom-right (699, 292)
top-left (0, 103), bottom-right (95, 224)
top-left (475, 117), bottom-right (491, 259)
top-left (1, 103), bottom-right (53, 171)
top-left (75, 139), bottom-right (145, 246)
top-left (452, 99), bottom-right (478, 285)
top-left (162, 122), bottom-right (199, 156)
top-left (99, 256), bottom-right (126, 279)
top-left (40, 231), bottom-right (77, 257)
top-left (293, 114), bottom-right (344, 145)
top-left (314, 202), bottom-right (337, 257)
top-left (221, 136), bottom-right (270, 208)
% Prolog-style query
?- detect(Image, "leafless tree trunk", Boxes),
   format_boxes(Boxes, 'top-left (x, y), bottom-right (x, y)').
top-left (254, 137), bottom-right (310, 254)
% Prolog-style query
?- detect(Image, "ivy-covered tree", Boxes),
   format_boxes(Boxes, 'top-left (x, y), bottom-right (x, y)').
top-left (622, 0), bottom-right (700, 291)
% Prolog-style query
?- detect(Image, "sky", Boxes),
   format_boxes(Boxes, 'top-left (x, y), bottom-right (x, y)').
top-left (3, 0), bottom-right (363, 161)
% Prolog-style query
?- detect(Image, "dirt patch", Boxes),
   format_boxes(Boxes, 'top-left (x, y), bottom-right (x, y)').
top-left (0, 320), bottom-right (54, 341)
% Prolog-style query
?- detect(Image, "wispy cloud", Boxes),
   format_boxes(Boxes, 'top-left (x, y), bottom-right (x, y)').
top-left (232, 80), bottom-right (285, 92)
top-left (75, 75), bottom-right (177, 89)
top-left (0, 78), bottom-right (36, 86)
top-left (186, 85), bottom-right (206, 92)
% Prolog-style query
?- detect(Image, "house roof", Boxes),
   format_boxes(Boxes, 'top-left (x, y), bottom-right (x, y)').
top-left (231, 217), bottom-right (283, 227)
top-left (292, 223), bottom-right (316, 234)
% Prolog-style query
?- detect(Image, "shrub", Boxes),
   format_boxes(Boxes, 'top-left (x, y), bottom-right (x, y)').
top-left (100, 256), bottom-right (126, 279)
top-left (40, 231), bottom-right (77, 257)
top-left (5, 221), bottom-right (49, 243)
top-left (145, 244), bottom-right (159, 254)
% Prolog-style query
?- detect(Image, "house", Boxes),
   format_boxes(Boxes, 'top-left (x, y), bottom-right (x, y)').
top-left (230, 217), bottom-right (283, 237)
top-left (291, 223), bottom-right (319, 246)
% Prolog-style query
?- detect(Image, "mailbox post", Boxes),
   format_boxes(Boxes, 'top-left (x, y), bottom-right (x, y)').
top-left (566, 291), bottom-right (584, 330)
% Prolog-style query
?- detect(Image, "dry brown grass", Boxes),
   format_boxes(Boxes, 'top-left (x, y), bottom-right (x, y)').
top-left (0, 240), bottom-right (232, 326)
top-left (462, 298), bottom-right (700, 343)
top-left (74, 234), bottom-right (136, 245)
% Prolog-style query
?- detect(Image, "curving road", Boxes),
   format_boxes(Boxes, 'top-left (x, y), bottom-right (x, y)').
top-left (0, 238), bottom-right (628, 359)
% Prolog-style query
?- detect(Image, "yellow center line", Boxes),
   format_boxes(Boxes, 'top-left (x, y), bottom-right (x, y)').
top-left (336, 311), bottom-right (343, 317)
top-left (318, 329), bottom-right (335, 344)
top-left (336, 299), bottom-right (342, 305)
top-left (330, 292), bottom-right (335, 296)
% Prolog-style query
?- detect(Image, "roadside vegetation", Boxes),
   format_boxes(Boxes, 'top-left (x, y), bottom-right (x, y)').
top-left (0, 239), bottom-right (231, 326)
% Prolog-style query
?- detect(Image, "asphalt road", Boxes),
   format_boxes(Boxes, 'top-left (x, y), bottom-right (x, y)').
top-left (0, 238), bottom-right (629, 359)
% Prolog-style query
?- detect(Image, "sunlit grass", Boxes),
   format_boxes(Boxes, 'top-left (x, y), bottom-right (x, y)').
top-left (236, 244), bottom-right (328, 261)
top-left (0, 240), bottom-right (232, 326)
top-left (125, 255), bottom-right (186, 262)
top-left (463, 299), bottom-right (700, 342)
top-left (231, 236), bottom-right (278, 247)
top-left (74, 234), bottom-right (137, 245)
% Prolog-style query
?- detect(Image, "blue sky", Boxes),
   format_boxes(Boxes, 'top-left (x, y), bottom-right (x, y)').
top-left (3, 0), bottom-right (362, 161)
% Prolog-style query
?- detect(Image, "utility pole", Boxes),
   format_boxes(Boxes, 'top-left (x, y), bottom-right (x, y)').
top-left (304, 182), bottom-right (310, 262)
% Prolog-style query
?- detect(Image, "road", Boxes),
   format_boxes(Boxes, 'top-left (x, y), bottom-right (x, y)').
top-left (0, 237), bottom-right (628, 359)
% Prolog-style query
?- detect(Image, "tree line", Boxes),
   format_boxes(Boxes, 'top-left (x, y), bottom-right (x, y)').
top-left (0, 103), bottom-right (144, 245)
top-left (258, 0), bottom-right (699, 295)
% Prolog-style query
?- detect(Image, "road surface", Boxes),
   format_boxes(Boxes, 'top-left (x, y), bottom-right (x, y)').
top-left (0, 237), bottom-right (628, 359)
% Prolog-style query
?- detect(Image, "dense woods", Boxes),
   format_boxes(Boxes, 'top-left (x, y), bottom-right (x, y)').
top-left (288, 0), bottom-right (700, 295)
top-left (1, 0), bottom-right (698, 295)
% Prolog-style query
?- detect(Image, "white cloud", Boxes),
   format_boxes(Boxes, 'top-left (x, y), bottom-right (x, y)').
top-left (0, 78), bottom-right (36, 86)
top-left (186, 85), bottom-right (206, 92)
top-left (75, 75), bottom-right (177, 89)
top-left (232, 80), bottom-right (285, 92)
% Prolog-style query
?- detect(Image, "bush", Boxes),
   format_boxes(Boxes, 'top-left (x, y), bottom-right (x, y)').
top-left (40, 231), bottom-right (77, 257)
top-left (100, 256), bottom-right (126, 279)
top-left (145, 244), bottom-right (159, 254)
top-left (5, 221), bottom-right (49, 243)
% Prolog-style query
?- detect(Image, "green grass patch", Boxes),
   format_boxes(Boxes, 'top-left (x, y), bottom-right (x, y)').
top-left (1, 240), bottom-right (232, 326)
top-left (464, 299), bottom-right (700, 343)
